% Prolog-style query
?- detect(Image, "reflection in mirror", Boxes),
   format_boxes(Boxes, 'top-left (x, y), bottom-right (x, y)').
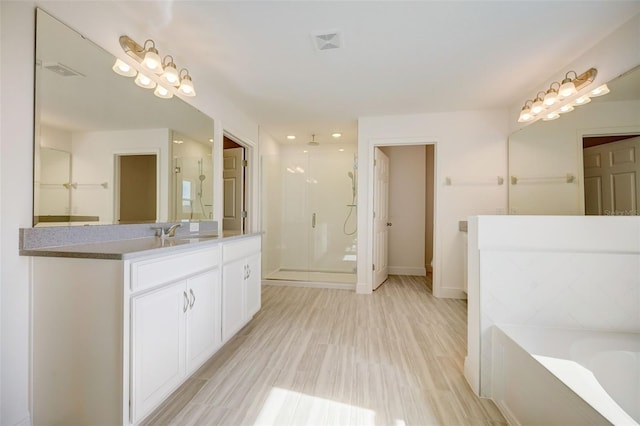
top-left (34, 9), bottom-right (214, 226)
top-left (508, 65), bottom-right (640, 215)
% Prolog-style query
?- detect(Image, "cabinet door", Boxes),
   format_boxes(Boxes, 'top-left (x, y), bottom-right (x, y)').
top-left (245, 252), bottom-right (262, 319)
top-left (131, 281), bottom-right (187, 423)
top-left (222, 258), bottom-right (245, 342)
top-left (186, 268), bottom-right (221, 373)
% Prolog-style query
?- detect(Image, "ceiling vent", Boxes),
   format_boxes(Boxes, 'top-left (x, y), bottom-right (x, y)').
top-left (43, 62), bottom-right (85, 77)
top-left (311, 30), bottom-right (342, 51)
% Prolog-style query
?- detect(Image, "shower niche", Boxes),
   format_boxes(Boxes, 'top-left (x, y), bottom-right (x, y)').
top-left (262, 143), bottom-right (357, 285)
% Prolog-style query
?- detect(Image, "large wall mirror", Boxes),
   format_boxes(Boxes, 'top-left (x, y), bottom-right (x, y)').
top-left (34, 9), bottom-right (214, 226)
top-left (508, 65), bottom-right (640, 215)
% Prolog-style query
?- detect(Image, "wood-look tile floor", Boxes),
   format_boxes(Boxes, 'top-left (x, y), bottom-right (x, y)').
top-left (142, 275), bottom-right (506, 426)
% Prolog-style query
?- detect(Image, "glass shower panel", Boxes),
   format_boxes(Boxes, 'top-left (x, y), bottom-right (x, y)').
top-left (262, 143), bottom-right (357, 285)
top-left (174, 157), bottom-right (213, 221)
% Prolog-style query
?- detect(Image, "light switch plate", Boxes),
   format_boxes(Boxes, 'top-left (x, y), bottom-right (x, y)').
top-left (189, 222), bottom-right (199, 232)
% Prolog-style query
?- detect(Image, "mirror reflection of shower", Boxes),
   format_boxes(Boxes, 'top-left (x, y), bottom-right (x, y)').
top-left (343, 155), bottom-right (357, 235)
top-left (172, 131), bottom-right (213, 221)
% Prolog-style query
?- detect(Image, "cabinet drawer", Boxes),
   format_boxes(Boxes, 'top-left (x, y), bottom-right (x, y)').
top-left (131, 246), bottom-right (220, 292)
top-left (222, 236), bottom-right (261, 264)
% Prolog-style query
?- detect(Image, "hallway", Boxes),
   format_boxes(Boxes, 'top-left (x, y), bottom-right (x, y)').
top-left (143, 276), bottom-right (505, 425)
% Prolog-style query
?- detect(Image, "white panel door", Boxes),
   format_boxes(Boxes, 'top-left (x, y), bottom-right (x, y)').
top-left (223, 147), bottom-right (245, 232)
top-left (584, 136), bottom-right (640, 215)
top-left (131, 281), bottom-right (186, 423)
top-left (185, 269), bottom-right (221, 374)
top-left (373, 147), bottom-right (390, 289)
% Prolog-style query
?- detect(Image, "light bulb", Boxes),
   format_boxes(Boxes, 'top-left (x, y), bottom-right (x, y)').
top-left (112, 58), bottom-right (136, 77)
top-left (543, 89), bottom-right (558, 107)
top-left (154, 84), bottom-right (173, 99)
top-left (574, 95), bottom-right (591, 106)
top-left (134, 72), bottom-right (156, 89)
top-left (559, 78), bottom-right (577, 98)
top-left (178, 74), bottom-right (196, 96)
top-left (590, 84), bottom-right (610, 97)
top-left (160, 61), bottom-right (180, 87)
top-left (518, 105), bottom-right (533, 123)
top-left (141, 46), bottom-right (163, 75)
top-left (531, 98), bottom-right (544, 115)
top-left (558, 104), bottom-right (574, 114)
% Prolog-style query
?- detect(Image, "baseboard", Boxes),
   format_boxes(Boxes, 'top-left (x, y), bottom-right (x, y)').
top-left (495, 400), bottom-right (522, 426)
top-left (388, 266), bottom-right (426, 276)
top-left (262, 280), bottom-right (355, 291)
top-left (433, 286), bottom-right (467, 299)
top-left (15, 414), bottom-right (31, 426)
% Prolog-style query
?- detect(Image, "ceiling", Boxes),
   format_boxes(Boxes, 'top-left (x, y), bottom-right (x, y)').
top-left (39, 1), bottom-right (640, 146)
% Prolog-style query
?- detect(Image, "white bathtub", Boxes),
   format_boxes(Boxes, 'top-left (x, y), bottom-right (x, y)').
top-left (491, 325), bottom-right (640, 426)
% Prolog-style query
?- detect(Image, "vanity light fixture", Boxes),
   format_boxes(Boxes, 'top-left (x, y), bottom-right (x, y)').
top-left (590, 84), bottom-right (610, 97)
top-left (517, 68), bottom-right (600, 123)
top-left (112, 35), bottom-right (196, 99)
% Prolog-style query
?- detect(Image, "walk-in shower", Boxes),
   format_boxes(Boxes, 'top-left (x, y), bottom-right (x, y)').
top-left (262, 143), bottom-right (357, 286)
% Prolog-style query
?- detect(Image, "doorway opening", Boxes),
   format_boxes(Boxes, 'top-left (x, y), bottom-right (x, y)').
top-left (372, 144), bottom-right (435, 293)
top-left (583, 134), bottom-right (640, 215)
top-left (115, 154), bottom-right (157, 224)
top-left (223, 134), bottom-right (248, 234)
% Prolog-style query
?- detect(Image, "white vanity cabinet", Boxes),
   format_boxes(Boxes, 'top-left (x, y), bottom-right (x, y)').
top-left (221, 236), bottom-right (262, 342)
top-left (130, 268), bottom-right (221, 423)
top-left (30, 235), bottom-right (260, 426)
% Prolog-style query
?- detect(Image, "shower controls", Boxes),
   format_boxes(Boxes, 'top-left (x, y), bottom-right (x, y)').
top-left (312, 213), bottom-right (317, 228)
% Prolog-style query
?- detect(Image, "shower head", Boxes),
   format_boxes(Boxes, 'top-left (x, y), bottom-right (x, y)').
top-left (308, 134), bottom-right (319, 146)
top-left (348, 171), bottom-right (353, 179)
top-left (199, 174), bottom-right (206, 181)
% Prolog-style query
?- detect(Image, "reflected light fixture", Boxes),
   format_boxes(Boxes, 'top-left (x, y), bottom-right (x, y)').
top-left (154, 84), bottom-right (173, 99)
top-left (112, 35), bottom-right (196, 99)
top-left (134, 72), bottom-right (156, 89)
top-left (517, 68), bottom-right (601, 123)
top-left (287, 135), bottom-right (296, 140)
top-left (112, 58), bottom-right (136, 77)
top-left (332, 132), bottom-right (342, 138)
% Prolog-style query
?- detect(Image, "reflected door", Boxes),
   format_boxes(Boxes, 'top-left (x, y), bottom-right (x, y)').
top-left (117, 154), bottom-right (157, 224)
top-left (223, 147), bottom-right (245, 232)
top-left (584, 136), bottom-right (640, 215)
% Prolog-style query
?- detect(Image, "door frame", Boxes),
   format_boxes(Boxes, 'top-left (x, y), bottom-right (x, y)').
top-left (220, 130), bottom-right (255, 233)
top-left (364, 138), bottom-right (439, 295)
top-left (113, 150), bottom-right (161, 224)
top-left (576, 125), bottom-right (640, 214)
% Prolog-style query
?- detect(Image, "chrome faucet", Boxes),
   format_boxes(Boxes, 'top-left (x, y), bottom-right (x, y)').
top-left (152, 223), bottom-right (182, 238)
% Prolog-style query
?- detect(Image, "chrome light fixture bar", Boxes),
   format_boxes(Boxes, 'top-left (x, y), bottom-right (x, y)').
top-left (518, 68), bottom-right (602, 123)
top-left (112, 35), bottom-right (196, 99)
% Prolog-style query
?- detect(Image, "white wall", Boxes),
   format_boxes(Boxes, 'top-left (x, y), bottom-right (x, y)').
top-left (380, 145), bottom-right (427, 276)
top-left (467, 215), bottom-right (640, 397)
top-left (259, 131), bottom-right (282, 277)
top-left (72, 128), bottom-right (171, 224)
top-left (0, 2), bottom-right (34, 424)
top-left (357, 110), bottom-right (509, 297)
top-left (0, 3), bottom-right (262, 424)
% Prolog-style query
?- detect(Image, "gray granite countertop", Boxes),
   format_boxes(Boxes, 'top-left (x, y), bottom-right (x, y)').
top-left (20, 232), bottom-right (260, 260)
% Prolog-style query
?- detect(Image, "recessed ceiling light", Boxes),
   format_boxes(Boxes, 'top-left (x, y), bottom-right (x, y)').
top-left (173, 139), bottom-right (183, 144)
top-left (332, 132), bottom-right (342, 138)
top-left (338, 148), bottom-right (345, 152)
top-left (287, 135), bottom-right (296, 140)
top-left (303, 150), bottom-right (308, 153)
top-left (209, 138), bottom-right (213, 143)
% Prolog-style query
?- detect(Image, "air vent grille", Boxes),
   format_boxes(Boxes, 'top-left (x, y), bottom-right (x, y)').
top-left (311, 30), bottom-right (342, 51)
top-left (43, 62), bottom-right (85, 77)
